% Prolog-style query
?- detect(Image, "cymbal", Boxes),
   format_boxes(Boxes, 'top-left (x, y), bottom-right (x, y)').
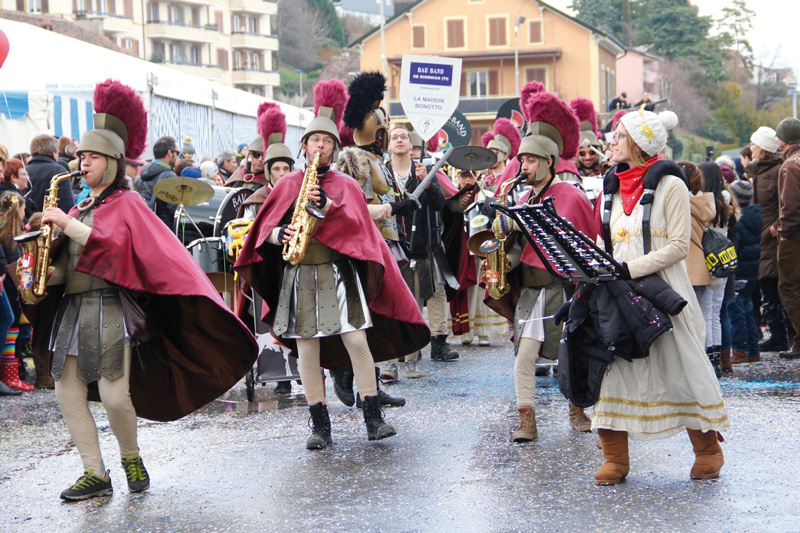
top-left (153, 176), bottom-right (215, 206)
top-left (449, 145), bottom-right (497, 172)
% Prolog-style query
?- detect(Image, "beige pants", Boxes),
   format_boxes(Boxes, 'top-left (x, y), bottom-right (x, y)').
top-left (297, 330), bottom-right (377, 405)
top-left (55, 348), bottom-right (138, 475)
top-left (514, 338), bottom-right (542, 407)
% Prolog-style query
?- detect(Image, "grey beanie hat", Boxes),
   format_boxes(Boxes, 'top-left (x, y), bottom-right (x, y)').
top-left (729, 179), bottom-right (754, 207)
top-left (181, 137), bottom-right (196, 155)
top-left (776, 117), bottom-right (800, 144)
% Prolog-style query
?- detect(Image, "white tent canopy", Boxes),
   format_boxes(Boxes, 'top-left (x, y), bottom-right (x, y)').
top-left (0, 18), bottom-right (311, 159)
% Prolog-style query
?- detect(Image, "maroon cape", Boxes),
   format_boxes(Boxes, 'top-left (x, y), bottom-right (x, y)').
top-left (442, 184), bottom-right (479, 336)
top-left (234, 168), bottom-right (430, 367)
top-left (485, 181), bottom-right (598, 321)
top-left (24, 190), bottom-right (258, 422)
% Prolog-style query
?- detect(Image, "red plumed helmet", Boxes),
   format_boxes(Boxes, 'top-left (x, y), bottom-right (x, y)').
top-left (569, 97), bottom-right (601, 138)
top-left (481, 131), bottom-right (496, 148)
top-left (427, 131), bottom-right (439, 153)
top-left (257, 102), bottom-right (286, 145)
top-left (525, 92), bottom-right (581, 160)
top-left (520, 81), bottom-right (545, 122)
top-left (338, 123), bottom-right (355, 148)
top-left (612, 109), bottom-right (627, 131)
top-left (492, 117), bottom-right (522, 158)
top-left (93, 79), bottom-right (148, 160)
top-left (313, 78), bottom-right (348, 125)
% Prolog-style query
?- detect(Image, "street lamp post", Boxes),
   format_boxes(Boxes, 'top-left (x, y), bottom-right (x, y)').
top-left (514, 0), bottom-right (527, 95)
top-left (788, 81), bottom-right (798, 119)
top-left (295, 69), bottom-right (304, 104)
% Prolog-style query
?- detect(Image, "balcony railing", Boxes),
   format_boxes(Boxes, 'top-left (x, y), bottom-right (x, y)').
top-left (231, 68), bottom-right (279, 85)
top-left (230, 31), bottom-right (278, 50)
top-left (147, 19), bottom-right (218, 30)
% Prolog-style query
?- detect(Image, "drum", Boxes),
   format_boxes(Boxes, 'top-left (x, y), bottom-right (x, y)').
top-left (186, 237), bottom-right (236, 293)
top-left (465, 202), bottom-right (494, 257)
top-left (174, 186), bottom-right (254, 243)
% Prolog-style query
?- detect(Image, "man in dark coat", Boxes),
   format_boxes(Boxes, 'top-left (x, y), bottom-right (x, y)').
top-left (134, 136), bottom-right (178, 228)
top-left (27, 134), bottom-right (75, 213)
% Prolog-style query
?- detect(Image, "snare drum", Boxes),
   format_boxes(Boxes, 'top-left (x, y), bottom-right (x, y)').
top-left (186, 237), bottom-right (236, 293)
top-left (174, 186), bottom-right (254, 243)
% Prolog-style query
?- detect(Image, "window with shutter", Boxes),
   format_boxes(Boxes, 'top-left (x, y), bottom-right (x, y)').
top-left (446, 19), bottom-right (465, 49)
top-left (124, 0), bottom-right (132, 16)
top-left (488, 17), bottom-right (506, 47)
top-left (218, 49), bottom-right (228, 70)
top-left (488, 70), bottom-right (499, 95)
top-left (412, 25), bottom-right (425, 49)
top-left (460, 72), bottom-right (466, 97)
top-left (16, 0), bottom-right (24, 12)
top-left (529, 20), bottom-right (542, 44)
top-left (108, 0), bottom-right (114, 14)
top-left (525, 68), bottom-right (546, 84)
top-left (133, 39), bottom-right (139, 56)
top-left (41, 0), bottom-right (48, 12)
top-left (215, 11), bottom-right (223, 33)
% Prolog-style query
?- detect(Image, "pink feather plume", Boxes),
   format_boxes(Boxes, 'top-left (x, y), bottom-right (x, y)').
top-left (313, 78), bottom-right (348, 125)
top-left (492, 117), bottom-right (522, 158)
top-left (481, 131), bottom-right (496, 148)
top-left (257, 102), bottom-right (286, 143)
top-left (520, 81), bottom-right (545, 122)
top-left (569, 97), bottom-right (601, 138)
top-left (612, 109), bottom-right (627, 131)
top-left (525, 92), bottom-right (581, 160)
top-left (338, 123), bottom-right (355, 148)
top-left (93, 79), bottom-right (148, 160)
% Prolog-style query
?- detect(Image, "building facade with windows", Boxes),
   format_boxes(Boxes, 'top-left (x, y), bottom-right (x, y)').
top-left (0, 0), bottom-right (279, 97)
top-left (350, 0), bottom-right (624, 142)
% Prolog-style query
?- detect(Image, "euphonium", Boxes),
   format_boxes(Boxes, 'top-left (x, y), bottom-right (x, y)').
top-left (481, 175), bottom-right (522, 299)
top-left (15, 170), bottom-right (86, 304)
top-left (283, 151), bottom-right (323, 265)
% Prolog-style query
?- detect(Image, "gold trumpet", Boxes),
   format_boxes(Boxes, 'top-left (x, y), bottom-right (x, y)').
top-left (15, 170), bottom-right (86, 304)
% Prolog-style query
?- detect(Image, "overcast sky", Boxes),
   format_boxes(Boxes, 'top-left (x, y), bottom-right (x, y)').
top-left (547, 0), bottom-right (799, 80)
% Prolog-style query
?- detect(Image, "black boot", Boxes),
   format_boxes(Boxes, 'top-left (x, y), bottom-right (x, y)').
top-left (273, 381), bottom-right (292, 394)
top-left (431, 335), bottom-right (459, 361)
top-left (329, 366), bottom-right (355, 406)
top-left (356, 368), bottom-right (406, 407)
top-left (759, 334), bottom-right (789, 352)
top-left (362, 395), bottom-right (397, 441)
top-left (306, 402), bottom-right (332, 450)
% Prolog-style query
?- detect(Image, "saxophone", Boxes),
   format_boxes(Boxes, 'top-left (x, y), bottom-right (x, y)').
top-left (16, 170), bottom-right (86, 304)
top-left (481, 175), bottom-right (522, 299)
top-left (282, 151), bottom-right (323, 265)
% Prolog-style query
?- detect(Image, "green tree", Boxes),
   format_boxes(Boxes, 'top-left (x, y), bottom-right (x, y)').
top-left (569, 0), bottom-right (620, 36)
top-left (307, 0), bottom-right (346, 47)
top-left (636, 0), bottom-right (711, 59)
top-left (717, 0), bottom-right (755, 80)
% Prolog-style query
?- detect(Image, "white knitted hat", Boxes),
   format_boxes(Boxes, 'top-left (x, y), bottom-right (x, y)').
top-left (750, 126), bottom-right (778, 153)
top-left (620, 108), bottom-right (678, 157)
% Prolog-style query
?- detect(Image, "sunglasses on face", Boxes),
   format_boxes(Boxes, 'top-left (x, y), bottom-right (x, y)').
top-left (578, 150), bottom-right (595, 157)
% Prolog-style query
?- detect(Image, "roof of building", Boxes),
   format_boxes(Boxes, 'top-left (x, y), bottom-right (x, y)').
top-left (347, 0), bottom-right (626, 52)
top-left (0, 9), bottom-right (131, 55)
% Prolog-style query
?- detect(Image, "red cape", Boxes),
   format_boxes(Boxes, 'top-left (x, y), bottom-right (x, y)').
top-left (25, 190), bottom-right (258, 422)
top-left (234, 168), bottom-right (430, 366)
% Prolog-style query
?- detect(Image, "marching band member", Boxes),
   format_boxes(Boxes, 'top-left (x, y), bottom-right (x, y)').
top-left (224, 102), bottom-right (275, 191)
top-left (570, 97), bottom-right (605, 178)
top-left (480, 118), bottom-right (520, 193)
top-left (235, 81), bottom-right (429, 450)
top-left (24, 80), bottom-right (257, 501)
top-left (483, 91), bottom-right (596, 441)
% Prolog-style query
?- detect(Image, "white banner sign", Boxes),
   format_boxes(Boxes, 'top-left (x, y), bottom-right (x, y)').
top-left (399, 54), bottom-right (462, 141)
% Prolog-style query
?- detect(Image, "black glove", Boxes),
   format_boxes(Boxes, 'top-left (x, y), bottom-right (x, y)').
top-left (316, 187), bottom-right (327, 208)
top-left (480, 199), bottom-right (498, 219)
top-left (390, 199), bottom-right (420, 217)
top-left (554, 299), bottom-right (572, 325)
top-left (618, 262), bottom-right (631, 281)
top-left (277, 224), bottom-right (290, 244)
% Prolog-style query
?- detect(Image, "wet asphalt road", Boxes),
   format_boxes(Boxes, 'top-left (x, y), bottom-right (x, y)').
top-left (1, 338), bottom-right (799, 532)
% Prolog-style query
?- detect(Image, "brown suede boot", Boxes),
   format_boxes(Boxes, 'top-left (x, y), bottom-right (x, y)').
top-left (569, 403), bottom-right (592, 432)
top-left (594, 429), bottom-right (629, 485)
top-left (35, 368), bottom-right (55, 389)
top-left (687, 429), bottom-right (724, 479)
top-left (729, 349), bottom-right (748, 365)
top-left (512, 406), bottom-right (538, 442)
top-left (719, 348), bottom-right (732, 372)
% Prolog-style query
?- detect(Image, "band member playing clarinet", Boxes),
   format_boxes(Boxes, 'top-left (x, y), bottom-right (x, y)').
top-left (235, 80), bottom-right (429, 450)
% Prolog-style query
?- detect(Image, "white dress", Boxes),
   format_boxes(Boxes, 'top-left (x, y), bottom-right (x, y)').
top-left (592, 175), bottom-right (730, 441)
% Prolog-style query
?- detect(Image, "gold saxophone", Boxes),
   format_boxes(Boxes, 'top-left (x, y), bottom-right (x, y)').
top-left (481, 175), bottom-right (522, 299)
top-left (16, 170), bottom-right (86, 304)
top-left (282, 151), bottom-right (323, 265)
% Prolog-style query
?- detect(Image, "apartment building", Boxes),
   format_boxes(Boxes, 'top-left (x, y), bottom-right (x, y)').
top-left (350, 0), bottom-right (625, 142)
top-left (1, 0), bottom-right (279, 97)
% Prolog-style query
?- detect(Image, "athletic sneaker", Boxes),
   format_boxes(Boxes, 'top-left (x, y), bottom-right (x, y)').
top-left (121, 454), bottom-right (150, 493)
top-left (60, 469), bottom-right (113, 501)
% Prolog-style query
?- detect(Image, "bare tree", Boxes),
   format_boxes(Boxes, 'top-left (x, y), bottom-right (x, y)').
top-left (750, 46), bottom-right (789, 111)
top-left (277, 0), bottom-right (331, 71)
top-left (658, 58), bottom-right (708, 134)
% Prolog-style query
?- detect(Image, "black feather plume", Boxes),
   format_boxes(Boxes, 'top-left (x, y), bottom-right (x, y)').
top-left (343, 72), bottom-right (387, 130)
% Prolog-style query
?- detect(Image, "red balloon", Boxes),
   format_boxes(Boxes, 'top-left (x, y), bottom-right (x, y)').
top-left (0, 29), bottom-right (8, 70)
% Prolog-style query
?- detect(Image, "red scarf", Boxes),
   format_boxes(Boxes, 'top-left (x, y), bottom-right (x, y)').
top-left (617, 156), bottom-right (659, 215)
